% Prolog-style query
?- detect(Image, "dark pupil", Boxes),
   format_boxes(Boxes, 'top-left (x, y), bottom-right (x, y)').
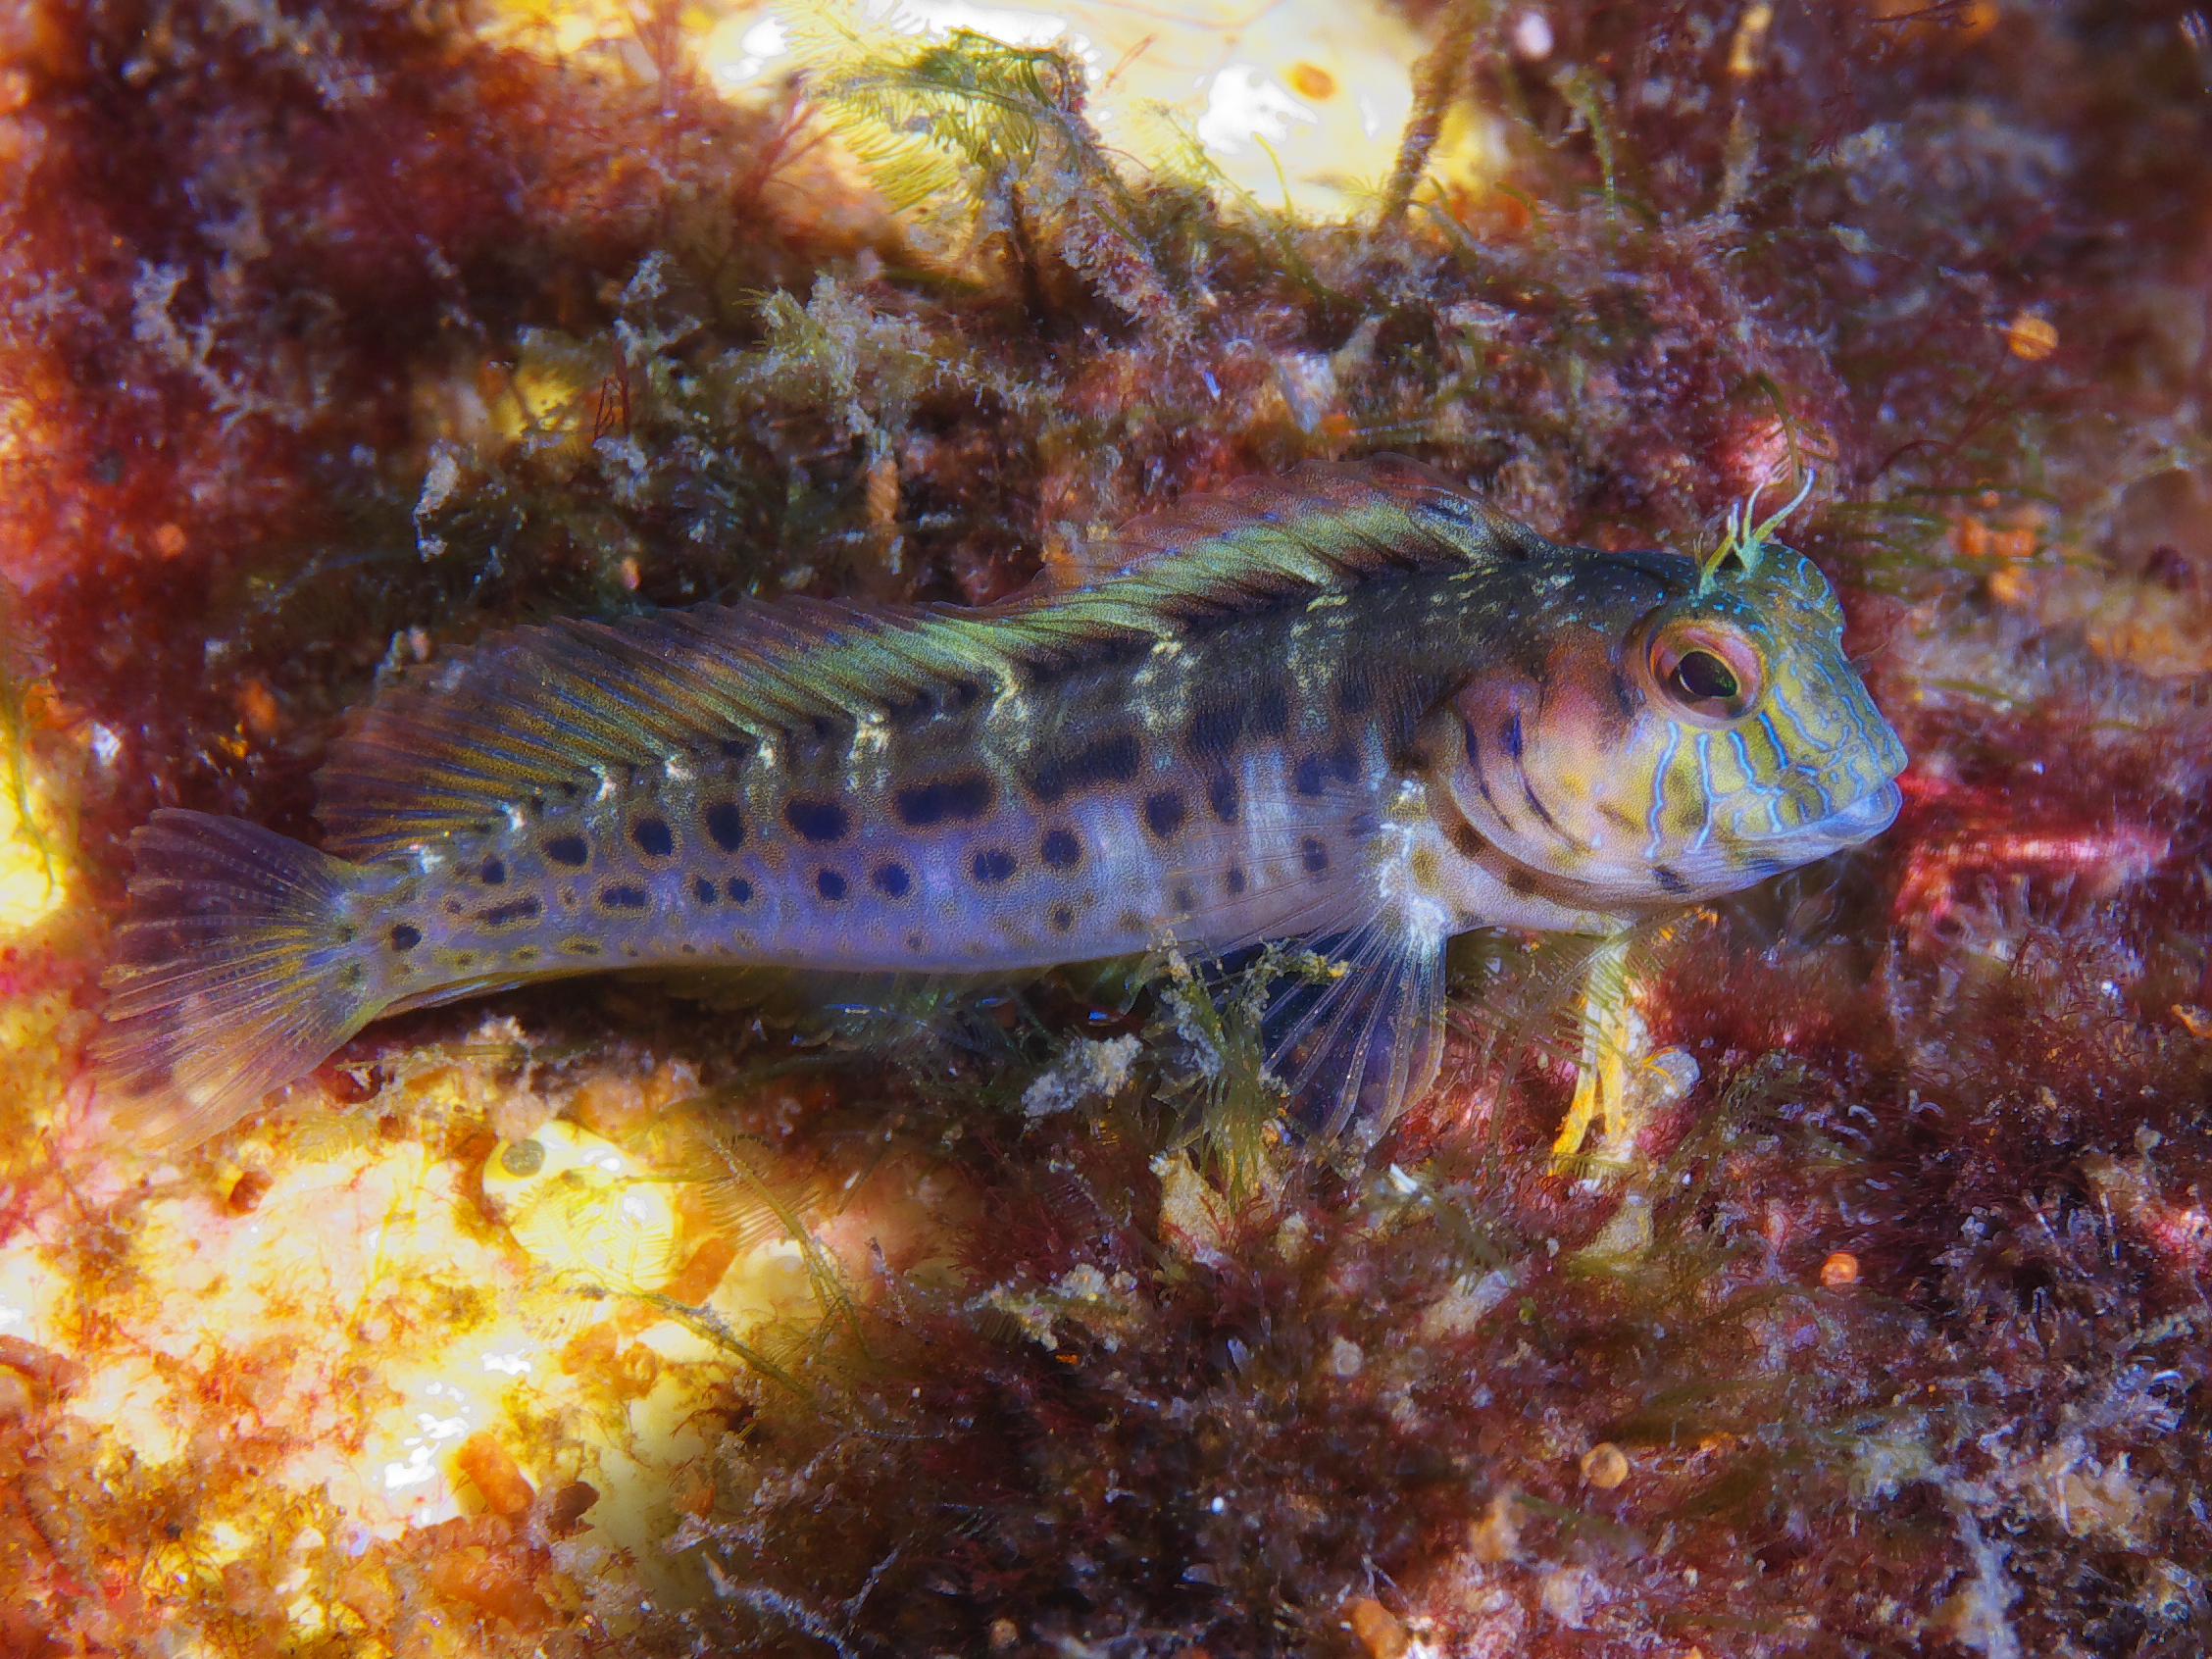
top-left (1675, 650), bottom-right (1739, 701)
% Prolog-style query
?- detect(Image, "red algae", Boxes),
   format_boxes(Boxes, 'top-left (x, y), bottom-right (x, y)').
top-left (2, 1), bottom-right (2211, 1655)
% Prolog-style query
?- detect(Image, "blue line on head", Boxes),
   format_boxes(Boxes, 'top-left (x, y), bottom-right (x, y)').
top-left (1691, 732), bottom-right (1716, 852)
top-left (1643, 723), bottom-right (1681, 862)
top-left (1757, 710), bottom-right (1789, 772)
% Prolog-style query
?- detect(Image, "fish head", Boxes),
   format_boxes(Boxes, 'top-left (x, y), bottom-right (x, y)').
top-left (1429, 539), bottom-right (1907, 910)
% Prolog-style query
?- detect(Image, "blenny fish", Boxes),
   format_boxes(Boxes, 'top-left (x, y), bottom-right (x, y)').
top-left (97, 457), bottom-right (1906, 1149)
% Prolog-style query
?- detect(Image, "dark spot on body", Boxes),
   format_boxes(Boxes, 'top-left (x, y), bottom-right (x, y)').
top-left (817, 870), bottom-right (848, 901)
top-left (443, 897), bottom-right (464, 916)
top-left (480, 858), bottom-right (506, 886)
top-left (1174, 884), bottom-right (1196, 913)
top-left (728, 878), bottom-right (753, 903)
top-left (1292, 746), bottom-right (1355, 796)
top-left (1226, 868), bottom-right (1246, 896)
top-left (907, 931), bottom-right (926, 952)
top-left (1050, 905), bottom-right (1075, 932)
top-left (1653, 864), bottom-right (1689, 896)
top-left (972, 848), bottom-right (1017, 883)
top-left (1207, 773), bottom-right (1238, 824)
top-left (599, 884), bottom-right (650, 911)
top-left (1143, 790), bottom-right (1186, 839)
top-left (1301, 837), bottom-right (1330, 875)
top-left (873, 862), bottom-right (911, 897)
top-left (1027, 730), bottom-right (1142, 804)
top-left (693, 877), bottom-right (717, 905)
top-left (1040, 829), bottom-right (1081, 869)
top-left (1335, 674), bottom-right (1374, 717)
top-left (545, 834), bottom-right (588, 868)
top-left (512, 946), bottom-right (539, 964)
top-left (786, 798), bottom-right (849, 844)
top-left (1187, 700), bottom-right (1242, 759)
top-left (1503, 712), bottom-right (1525, 761)
top-left (1119, 908), bottom-right (1147, 932)
top-left (389, 924), bottom-right (422, 951)
top-left (562, 937), bottom-right (602, 957)
top-left (1250, 683), bottom-right (1290, 738)
top-left (893, 773), bottom-right (995, 828)
top-left (720, 737), bottom-right (754, 761)
top-left (1505, 864), bottom-right (1539, 895)
top-left (631, 816), bottom-right (674, 858)
top-left (703, 799), bottom-right (745, 852)
top-left (479, 897), bottom-right (542, 928)
top-left (341, 960), bottom-right (368, 987)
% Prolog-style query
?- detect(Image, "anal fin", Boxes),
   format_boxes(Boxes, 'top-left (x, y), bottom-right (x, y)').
top-left (1261, 918), bottom-right (1445, 1144)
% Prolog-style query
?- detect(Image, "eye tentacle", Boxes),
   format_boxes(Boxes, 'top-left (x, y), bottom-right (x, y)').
top-left (1697, 465), bottom-right (1819, 592)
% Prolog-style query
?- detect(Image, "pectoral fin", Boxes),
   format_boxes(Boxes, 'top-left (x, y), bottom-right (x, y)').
top-left (1261, 919), bottom-right (1446, 1143)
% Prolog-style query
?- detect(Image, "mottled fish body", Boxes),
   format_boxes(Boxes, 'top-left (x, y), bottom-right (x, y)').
top-left (98, 458), bottom-right (1906, 1148)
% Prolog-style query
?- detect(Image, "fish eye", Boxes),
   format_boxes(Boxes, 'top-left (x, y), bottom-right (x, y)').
top-left (1647, 623), bottom-right (1762, 724)
top-left (1675, 650), bottom-right (1737, 700)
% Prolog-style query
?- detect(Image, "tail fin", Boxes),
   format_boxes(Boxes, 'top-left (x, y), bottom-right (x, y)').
top-left (95, 809), bottom-right (384, 1150)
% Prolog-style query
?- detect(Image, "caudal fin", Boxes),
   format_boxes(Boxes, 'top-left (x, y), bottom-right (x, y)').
top-left (95, 809), bottom-right (384, 1150)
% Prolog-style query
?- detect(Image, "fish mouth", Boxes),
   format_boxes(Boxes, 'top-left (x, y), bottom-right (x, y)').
top-left (1766, 778), bottom-right (1902, 851)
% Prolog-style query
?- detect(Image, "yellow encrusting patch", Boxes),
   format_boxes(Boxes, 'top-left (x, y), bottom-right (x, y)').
top-left (482, 1120), bottom-right (680, 1290)
top-left (7, 1001), bottom-right (967, 1633)
top-left (0, 731), bottom-right (71, 939)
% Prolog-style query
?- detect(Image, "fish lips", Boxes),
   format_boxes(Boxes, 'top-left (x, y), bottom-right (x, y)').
top-left (1749, 777), bottom-right (1903, 859)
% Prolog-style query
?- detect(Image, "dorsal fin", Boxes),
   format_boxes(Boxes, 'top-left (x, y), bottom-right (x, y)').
top-left (317, 456), bottom-right (1546, 860)
top-left (1036, 453), bottom-right (1550, 594)
top-left (316, 599), bottom-right (1041, 858)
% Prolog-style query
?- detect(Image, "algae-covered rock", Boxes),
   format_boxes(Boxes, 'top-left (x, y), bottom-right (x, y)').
top-left (2, 2), bottom-right (2209, 1654)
